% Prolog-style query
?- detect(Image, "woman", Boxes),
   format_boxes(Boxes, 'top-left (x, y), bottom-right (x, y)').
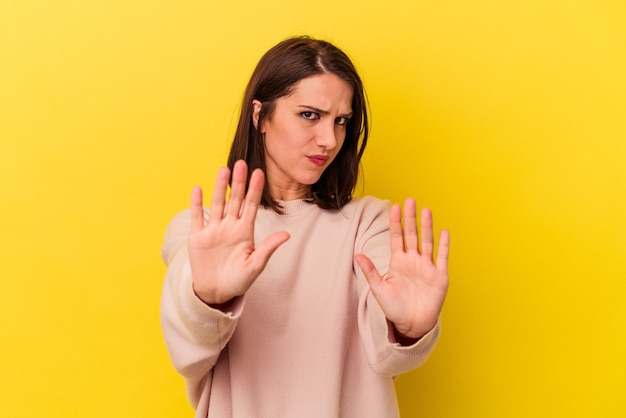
top-left (161, 36), bottom-right (450, 417)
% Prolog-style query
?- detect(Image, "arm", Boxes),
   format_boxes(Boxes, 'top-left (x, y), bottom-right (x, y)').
top-left (354, 198), bottom-right (449, 376)
top-left (160, 160), bottom-right (289, 406)
top-left (160, 208), bottom-right (245, 407)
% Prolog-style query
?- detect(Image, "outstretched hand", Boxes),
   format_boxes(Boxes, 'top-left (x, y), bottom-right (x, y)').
top-left (355, 198), bottom-right (449, 340)
top-left (188, 160), bottom-right (290, 306)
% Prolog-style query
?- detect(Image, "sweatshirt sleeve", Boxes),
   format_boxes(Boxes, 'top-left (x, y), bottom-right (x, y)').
top-left (354, 197), bottom-right (441, 377)
top-left (159, 208), bottom-right (243, 407)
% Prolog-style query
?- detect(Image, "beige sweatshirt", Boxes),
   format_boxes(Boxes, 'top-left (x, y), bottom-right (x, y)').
top-left (160, 196), bottom-right (440, 418)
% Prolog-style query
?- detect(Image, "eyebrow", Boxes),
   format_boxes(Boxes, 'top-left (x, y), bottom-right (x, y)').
top-left (297, 105), bottom-right (353, 118)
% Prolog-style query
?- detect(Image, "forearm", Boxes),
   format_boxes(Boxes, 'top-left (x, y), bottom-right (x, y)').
top-left (160, 247), bottom-right (242, 378)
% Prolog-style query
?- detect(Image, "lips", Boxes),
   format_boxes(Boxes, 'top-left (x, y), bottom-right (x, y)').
top-left (307, 155), bottom-right (329, 167)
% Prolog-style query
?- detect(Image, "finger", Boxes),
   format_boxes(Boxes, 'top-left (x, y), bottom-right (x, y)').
top-left (251, 231), bottom-right (291, 271)
top-left (420, 208), bottom-right (434, 259)
top-left (209, 167), bottom-right (231, 223)
top-left (190, 186), bottom-right (205, 232)
top-left (354, 254), bottom-right (385, 292)
top-left (389, 204), bottom-right (404, 254)
top-left (226, 160), bottom-right (248, 218)
top-left (403, 198), bottom-right (418, 253)
top-left (436, 229), bottom-right (450, 274)
top-left (241, 168), bottom-right (265, 224)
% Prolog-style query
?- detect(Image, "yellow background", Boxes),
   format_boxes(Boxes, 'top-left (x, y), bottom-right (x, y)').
top-left (1, 0), bottom-right (625, 416)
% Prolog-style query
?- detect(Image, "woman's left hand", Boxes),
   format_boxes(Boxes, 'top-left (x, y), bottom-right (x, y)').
top-left (355, 198), bottom-right (450, 340)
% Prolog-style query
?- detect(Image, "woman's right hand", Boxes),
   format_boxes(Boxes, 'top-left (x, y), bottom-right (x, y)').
top-left (188, 160), bottom-right (290, 306)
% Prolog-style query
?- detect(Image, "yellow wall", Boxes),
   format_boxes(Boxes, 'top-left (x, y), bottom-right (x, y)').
top-left (1, 1), bottom-right (624, 416)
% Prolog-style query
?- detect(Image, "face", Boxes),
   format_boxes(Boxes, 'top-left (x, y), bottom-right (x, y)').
top-left (253, 73), bottom-right (354, 200)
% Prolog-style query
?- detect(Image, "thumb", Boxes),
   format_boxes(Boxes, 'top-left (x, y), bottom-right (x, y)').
top-left (355, 254), bottom-right (385, 291)
top-left (251, 231), bottom-right (291, 271)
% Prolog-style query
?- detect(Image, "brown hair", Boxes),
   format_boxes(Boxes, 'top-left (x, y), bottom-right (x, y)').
top-left (227, 36), bottom-right (369, 212)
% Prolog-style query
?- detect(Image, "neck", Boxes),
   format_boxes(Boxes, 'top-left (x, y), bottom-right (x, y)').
top-left (268, 183), bottom-right (310, 201)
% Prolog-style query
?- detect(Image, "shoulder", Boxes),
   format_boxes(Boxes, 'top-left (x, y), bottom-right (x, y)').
top-left (337, 196), bottom-right (391, 237)
top-left (341, 197), bottom-right (391, 252)
top-left (340, 196), bottom-right (390, 219)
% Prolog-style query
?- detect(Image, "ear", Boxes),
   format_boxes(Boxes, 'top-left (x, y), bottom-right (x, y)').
top-left (252, 100), bottom-right (263, 131)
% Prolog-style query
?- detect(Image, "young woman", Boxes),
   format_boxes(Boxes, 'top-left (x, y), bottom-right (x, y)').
top-left (161, 36), bottom-right (450, 418)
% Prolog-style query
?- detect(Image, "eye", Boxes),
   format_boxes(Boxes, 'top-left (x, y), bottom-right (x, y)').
top-left (301, 111), bottom-right (319, 121)
top-left (335, 116), bottom-right (349, 126)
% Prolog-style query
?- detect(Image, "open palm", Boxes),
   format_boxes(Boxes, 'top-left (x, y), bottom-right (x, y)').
top-left (188, 160), bottom-right (290, 306)
top-left (356, 198), bottom-right (450, 340)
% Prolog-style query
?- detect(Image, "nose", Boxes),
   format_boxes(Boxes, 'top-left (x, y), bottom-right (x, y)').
top-left (315, 121), bottom-right (340, 150)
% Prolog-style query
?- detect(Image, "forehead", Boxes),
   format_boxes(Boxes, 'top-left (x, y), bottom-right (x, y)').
top-left (283, 73), bottom-right (353, 111)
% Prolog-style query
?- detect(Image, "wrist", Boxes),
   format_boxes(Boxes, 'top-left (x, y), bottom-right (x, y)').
top-left (393, 325), bottom-right (423, 346)
top-left (392, 319), bottom-right (437, 344)
top-left (192, 280), bottom-right (233, 306)
top-left (207, 298), bottom-right (237, 312)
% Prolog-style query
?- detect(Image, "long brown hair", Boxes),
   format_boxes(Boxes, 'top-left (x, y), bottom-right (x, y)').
top-left (227, 36), bottom-right (369, 212)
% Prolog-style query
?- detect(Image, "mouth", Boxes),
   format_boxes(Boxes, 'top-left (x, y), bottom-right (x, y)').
top-left (306, 155), bottom-right (329, 167)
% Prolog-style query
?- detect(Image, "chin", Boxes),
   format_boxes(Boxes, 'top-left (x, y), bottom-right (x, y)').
top-left (300, 174), bottom-right (324, 186)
